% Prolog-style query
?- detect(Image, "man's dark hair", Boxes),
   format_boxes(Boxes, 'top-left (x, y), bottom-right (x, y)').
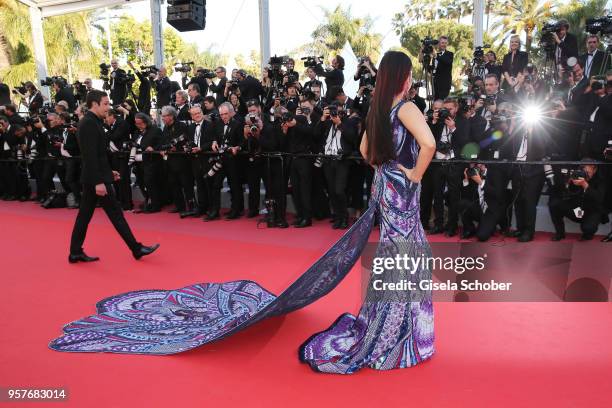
top-left (0, 115), bottom-right (9, 124)
top-left (335, 55), bottom-right (345, 70)
top-left (4, 104), bottom-right (17, 114)
top-left (86, 90), bottom-right (108, 108)
top-left (204, 96), bottom-right (216, 105)
top-left (558, 19), bottom-right (570, 30)
top-left (484, 73), bottom-right (499, 82)
top-left (59, 112), bottom-right (71, 123)
top-left (188, 83), bottom-right (201, 93)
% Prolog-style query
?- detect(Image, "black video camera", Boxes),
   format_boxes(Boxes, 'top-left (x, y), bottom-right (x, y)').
top-left (586, 15), bottom-right (612, 35)
top-left (174, 62), bottom-right (194, 74)
top-left (196, 68), bottom-right (216, 79)
top-left (301, 56), bottom-right (321, 68)
top-left (438, 108), bottom-right (451, 121)
top-left (40, 76), bottom-right (66, 88)
top-left (99, 63), bottom-right (111, 80)
top-left (421, 36), bottom-right (439, 54)
top-left (141, 65), bottom-right (159, 76)
top-left (570, 168), bottom-right (587, 180)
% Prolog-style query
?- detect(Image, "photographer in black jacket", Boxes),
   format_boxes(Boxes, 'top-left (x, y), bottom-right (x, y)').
top-left (52, 78), bottom-right (76, 112)
top-left (432, 36), bottom-right (454, 99)
top-left (160, 105), bottom-right (193, 215)
top-left (207, 66), bottom-right (228, 106)
top-left (181, 105), bottom-right (213, 219)
top-left (236, 69), bottom-right (263, 102)
top-left (548, 161), bottom-right (606, 241)
top-left (105, 108), bottom-right (134, 210)
top-left (242, 99), bottom-right (270, 218)
top-left (429, 98), bottom-right (471, 236)
top-left (314, 55), bottom-right (345, 101)
top-left (106, 59), bottom-right (128, 105)
top-left (58, 111), bottom-right (81, 208)
top-left (132, 113), bottom-right (164, 213)
top-left (206, 102), bottom-right (245, 220)
top-left (128, 61), bottom-right (154, 114)
top-left (315, 102), bottom-right (358, 229)
top-left (154, 67), bottom-right (173, 109)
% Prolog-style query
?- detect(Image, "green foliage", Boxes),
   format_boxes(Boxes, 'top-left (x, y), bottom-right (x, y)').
top-left (308, 5), bottom-right (383, 63)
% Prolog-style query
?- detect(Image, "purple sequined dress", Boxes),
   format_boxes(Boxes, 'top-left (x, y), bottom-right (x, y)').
top-left (50, 100), bottom-right (434, 374)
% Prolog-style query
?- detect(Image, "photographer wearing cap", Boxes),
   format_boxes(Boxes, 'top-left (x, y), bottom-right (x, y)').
top-left (548, 161), bottom-right (606, 241)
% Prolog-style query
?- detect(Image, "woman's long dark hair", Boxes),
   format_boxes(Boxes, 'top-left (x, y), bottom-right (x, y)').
top-left (365, 51), bottom-right (412, 165)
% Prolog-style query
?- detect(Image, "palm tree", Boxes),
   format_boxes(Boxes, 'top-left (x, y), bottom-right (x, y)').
top-left (491, 0), bottom-right (557, 54)
top-left (0, 0), bottom-right (34, 84)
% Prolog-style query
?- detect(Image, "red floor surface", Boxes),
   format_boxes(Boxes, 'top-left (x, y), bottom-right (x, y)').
top-left (1, 201), bottom-right (611, 408)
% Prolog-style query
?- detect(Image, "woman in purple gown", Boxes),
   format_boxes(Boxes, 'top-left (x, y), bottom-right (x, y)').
top-left (50, 52), bottom-right (436, 375)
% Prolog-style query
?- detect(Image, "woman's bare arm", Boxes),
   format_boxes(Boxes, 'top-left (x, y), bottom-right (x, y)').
top-left (396, 101), bottom-right (435, 182)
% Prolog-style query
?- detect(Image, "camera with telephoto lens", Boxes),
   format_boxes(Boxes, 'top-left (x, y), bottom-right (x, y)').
top-left (281, 111), bottom-right (294, 123)
top-left (99, 63), bottom-right (111, 80)
top-left (483, 94), bottom-right (497, 106)
top-left (473, 46), bottom-right (486, 64)
top-left (328, 105), bottom-right (339, 118)
top-left (115, 70), bottom-right (135, 85)
top-left (208, 112), bottom-right (219, 122)
top-left (459, 96), bottom-right (474, 113)
top-left (570, 168), bottom-right (587, 180)
top-left (586, 15), bottom-right (612, 35)
top-left (490, 114), bottom-right (508, 129)
top-left (205, 145), bottom-right (229, 178)
top-left (421, 36), bottom-right (439, 54)
top-left (228, 80), bottom-right (240, 92)
top-left (159, 134), bottom-right (186, 150)
top-left (591, 75), bottom-right (606, 91)
top-left (436, 140), bottom-right (452, 155)
top-left (438, 108), bottom-right (451, 121)
top-left (248, 114), bottom-right (259, 133)
top-left (298, 107), bottom-right (311, 115)
top-left (174, 62), bottom-right (194, 74)
top-left (467, 166), bottom-right (480, 178)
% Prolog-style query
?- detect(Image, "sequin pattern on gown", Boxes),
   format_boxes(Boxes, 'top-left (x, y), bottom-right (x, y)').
top-left (50, 101), bottom-right (434, 375)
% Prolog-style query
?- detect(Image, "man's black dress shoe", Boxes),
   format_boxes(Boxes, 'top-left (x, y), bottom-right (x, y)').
top-left (292, 218), bottom-right (303, 226)
top-left (275, 219), bottom-right (289, 228)
top-left (294, 219), bottom-right (312, 228)
top-left (204, 211), bottom-right (219, 221)
top-left (505, 230), bottom-right (522, 238)
top-left (460, 229), bottom-right (476, 239)
top-left (518, 233), bottom-right (534, 242)
top-left (579, 234), bottom-right (593, 241)
top-left (168, 207), bottom-right (181, 214)
top-left (225, 211), bottom-right (241, 220)
top-left (429, 225), bottom-right (444, 234)
top-left (132, 244), bottom-right (160, 260)
top-left (551, 232), bottom-right (565, 241)
top-left (602, 232), bottom-right (612, 242)
top-left (247, 210), bottom-right (259, 218)
top-left (68, 253), bottom-right (100, 264)
top-left (445, 228), bottom-right (457, 237)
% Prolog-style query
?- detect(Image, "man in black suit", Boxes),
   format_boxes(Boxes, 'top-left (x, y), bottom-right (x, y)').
top-left (207, 66), bottom-right (228, 106)
top-left (107, 59), bottom-right (128, 105)
top-left (187, 83), bottom-right (204, 106)
top-left (69, 90), bottom-right (159, 263)
top-left (206, 102), bottom-right (245, 220)
top-left (181, 105), bottom-right (213, 219)
top-left (554, 20), bottom-right (578, 70)
top-left (154, 67), bottom-right (173, 109)
top-left (25, 83), bottom-right (43, 115)
top-left (580, 34), bottom-right (609, 78)
top-left (315, 102), bottom-right (359, 229)
top-left (314, 55), bottom-right (345, 101)
top-left (52, 79), bottom-right (76, 112)
top-left (433, 36), bottom-right (454, 100)
top-left (236, 69), bottom-right (263, 102)
top-left (132, 113), bottom-right (164, 213)
top-left (548, 162), bottom-right (606, 241)
top-left (105, 109), bottom-right (134, 210)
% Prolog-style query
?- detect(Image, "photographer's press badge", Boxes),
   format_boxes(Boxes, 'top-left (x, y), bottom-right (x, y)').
top-left (573, 207), bottom-right (584, 219)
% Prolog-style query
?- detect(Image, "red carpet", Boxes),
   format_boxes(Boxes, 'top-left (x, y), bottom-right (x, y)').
top-left (1, 201), bottom-right (610, 407)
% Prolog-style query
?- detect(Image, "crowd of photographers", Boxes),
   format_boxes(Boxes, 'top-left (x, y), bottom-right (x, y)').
top-left (0, 16), bottom-right (611, 242)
